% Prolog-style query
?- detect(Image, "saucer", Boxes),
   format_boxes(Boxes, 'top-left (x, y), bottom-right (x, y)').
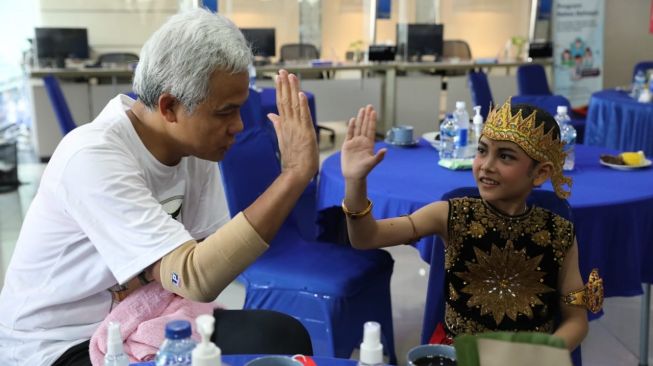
top-left (599, 158), bottom-right (652, 170)
top-left (384, 137), bottom-right (419, 147)
top-left (421, 132), bottom-right (441, 150)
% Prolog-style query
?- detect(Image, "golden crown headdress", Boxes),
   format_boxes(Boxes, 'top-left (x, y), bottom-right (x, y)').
top-left (481, 99), bottom-right (572, 199)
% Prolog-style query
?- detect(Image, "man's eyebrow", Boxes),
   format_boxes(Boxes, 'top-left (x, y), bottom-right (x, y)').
top-left (478, 140), bottom-right (488, 147)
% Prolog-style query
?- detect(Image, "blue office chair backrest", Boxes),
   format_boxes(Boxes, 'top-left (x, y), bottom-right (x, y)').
top-left (517, 64), bottom-right (552, 95)
top-left (220, 88), bottom-right (280, 216)
top-left (632, 61), bottom-right (653, 80)
top-left (43, 75), bottom-right (77, 136)
top-left (468, 70), bottom-right (494, 120)
top-left (422, 187), bottom-right (580, 365)
top-left (511, 94), bottom-right (571, 118)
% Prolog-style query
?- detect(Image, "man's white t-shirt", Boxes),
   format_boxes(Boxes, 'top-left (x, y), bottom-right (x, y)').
top-left (0, 95), bottom-right (230, 366)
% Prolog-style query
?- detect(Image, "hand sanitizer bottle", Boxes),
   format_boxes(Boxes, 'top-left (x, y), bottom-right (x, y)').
top-left (104, 322), bottom-right (129, 366)
top-left (358, 322), bottom-right (384, 366)
top-left (192, 315), bottom-right (222, 366)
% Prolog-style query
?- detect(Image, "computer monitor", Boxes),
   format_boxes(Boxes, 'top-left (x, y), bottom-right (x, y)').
top-left (240, 28), bottom-right (276, 58)
top-left (35, 27), bottom-right (89, 67)
top-left (396, 23), bottom-right (444, 61)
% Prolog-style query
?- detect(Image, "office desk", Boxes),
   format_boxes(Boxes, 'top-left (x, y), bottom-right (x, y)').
top-left (257, 60), bottom-right (552, 133)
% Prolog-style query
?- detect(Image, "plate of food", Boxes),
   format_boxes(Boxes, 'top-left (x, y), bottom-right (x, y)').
top-left (421, 132), bottom-right (441, 150)
top-left (599, 151), bottom-right (652, 170)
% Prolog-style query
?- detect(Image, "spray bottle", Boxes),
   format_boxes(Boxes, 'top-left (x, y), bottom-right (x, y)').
top-left (358, 321), bottom-right (384, 366)
top-left (104, 322), bottom-right (129, 366)
top-left (192, 314), bottom-right (221, 366)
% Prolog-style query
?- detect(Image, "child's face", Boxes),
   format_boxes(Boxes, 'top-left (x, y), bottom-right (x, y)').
top-left (472, 136), bottom-right (537, 210)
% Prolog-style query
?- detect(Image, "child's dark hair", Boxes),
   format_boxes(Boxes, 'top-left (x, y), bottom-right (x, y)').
top-left (511, 103), bottom-right (560, 140)
top-left (511, 104), bottom-right (561, 165)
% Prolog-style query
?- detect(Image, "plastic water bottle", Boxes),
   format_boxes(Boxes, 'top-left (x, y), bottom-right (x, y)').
top-left (471, 105), bottom-right (484, 146)
top-left (631, 70), bottom-right (646, 99)
top-left (555, 106), bottom-right (576, 171)
top-left (155, 320), bottom-right (197, 366)
top-left (358, 322), bottom-right (384, 366)
top-left (104, 322), bottom-right (129, 366)
top-left (248, 63), bottom-right (257, 89)
top-left (439, 114), bottom-right (458, 161)
top-left (453, 101), bottom-right (470, 148)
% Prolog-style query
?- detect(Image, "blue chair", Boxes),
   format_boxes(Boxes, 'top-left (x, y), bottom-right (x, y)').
top-left (517, 64), bottom-right (552, 95)
top-left (632, 61), bottom-right (653, 80)
top-left (43, 75), bottom-right (77, 136)
top-left (511, 94), bottom-right (585, 144)
top-left (219, 88), bottom-right (397, 363)
top-left (421, 187), bottom-right (582, 366)
top-left (468, 70), bottom-right (494, 120)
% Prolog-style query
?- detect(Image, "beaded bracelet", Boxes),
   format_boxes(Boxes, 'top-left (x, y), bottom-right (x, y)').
top-left (341, 199), bottom-right (373, 219)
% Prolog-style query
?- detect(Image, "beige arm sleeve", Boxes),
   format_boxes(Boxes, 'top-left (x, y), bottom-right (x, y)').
top-left (160, 212), bottom-right (269, 302)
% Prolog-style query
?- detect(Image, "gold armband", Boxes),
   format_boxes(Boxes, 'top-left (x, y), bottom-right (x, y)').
top-left (342, 199), bottom-right (373, 219)
top-left (562, 268), bottom-right (604, 313)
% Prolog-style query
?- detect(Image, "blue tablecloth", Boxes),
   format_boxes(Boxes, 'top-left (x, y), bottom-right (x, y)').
top-left (585, 89), bottom-right (653, 156)
top-left (130, 354), bottom-right (357, 366)
top-left (317, 141), bottom-right (653, 298)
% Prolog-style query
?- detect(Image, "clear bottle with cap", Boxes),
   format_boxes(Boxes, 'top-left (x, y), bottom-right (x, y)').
top-left (554, 105), bottom-right (576, 171)
top-left (472, 105), bottom-right (483, 146)
top-left (192, 315), bottom-right (221, 366)
top-left (453, 101), bottom-right (470, 148)
top-left (358, 321), bottom-right (384, 366)
top-left (439, 115), bottom-right (458, 161)
top-left (155, 320), bottom-right (197, 366)
top-left (104, 322), bottom-right (129, 366)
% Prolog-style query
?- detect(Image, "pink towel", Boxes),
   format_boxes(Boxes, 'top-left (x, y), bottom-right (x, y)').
top-left (89, 282), bottom-right (214, 365)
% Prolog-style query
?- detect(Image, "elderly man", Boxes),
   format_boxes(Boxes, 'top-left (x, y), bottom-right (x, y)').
top-left (0, 8), bottom-right (318, 366)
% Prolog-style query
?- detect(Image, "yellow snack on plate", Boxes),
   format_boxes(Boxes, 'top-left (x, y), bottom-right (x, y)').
top-left (620, 151), bottom-right (646, 166)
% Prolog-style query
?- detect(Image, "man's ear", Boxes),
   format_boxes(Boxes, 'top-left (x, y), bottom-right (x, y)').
top-left (157, 93), bottom-right (178, 123)
top-left (532, 161), bottom-right (554, 187)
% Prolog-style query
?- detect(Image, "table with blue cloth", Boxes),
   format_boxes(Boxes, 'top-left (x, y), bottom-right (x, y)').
top-left (585, 89), bottom-right (653, 156)
top-left (130, 354), bottom-right (357, 366)
top-left (318, 141), bottom-right (653, 300)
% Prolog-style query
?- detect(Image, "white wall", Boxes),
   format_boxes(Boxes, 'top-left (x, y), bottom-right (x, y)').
top-left (37, 0), bottom-right (179, 58)
top-left (603, 0), bottom-right (653, 88)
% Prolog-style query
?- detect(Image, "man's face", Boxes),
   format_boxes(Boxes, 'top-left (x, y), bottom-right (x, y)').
top-left (171, 69), bottom-right (249, 161)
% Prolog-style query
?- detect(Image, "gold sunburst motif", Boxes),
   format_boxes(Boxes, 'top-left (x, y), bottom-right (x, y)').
top-left (456, 241), bottom-right (554, 325)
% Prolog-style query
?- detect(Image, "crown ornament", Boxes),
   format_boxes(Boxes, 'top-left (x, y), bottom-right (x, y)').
top-left (481, 99), bottom-right (572, 199)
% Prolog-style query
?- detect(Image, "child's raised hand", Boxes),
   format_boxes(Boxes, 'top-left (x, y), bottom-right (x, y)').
top-left (341, 105), bottom-right (386, 180)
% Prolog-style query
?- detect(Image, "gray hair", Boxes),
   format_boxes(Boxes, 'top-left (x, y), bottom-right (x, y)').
top-left (133, 8), bottom-right (252, 113)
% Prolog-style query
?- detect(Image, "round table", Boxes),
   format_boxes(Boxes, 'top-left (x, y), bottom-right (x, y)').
top-left (318, 141), bottom-right (653, 298)
top-left (130, 355), bottom-right (357, 366)
top-left (585, 89), bottom-right (653, 156)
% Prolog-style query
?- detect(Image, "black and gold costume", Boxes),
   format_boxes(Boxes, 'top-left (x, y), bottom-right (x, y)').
top-left (444, 197), bottom-right (574, 337)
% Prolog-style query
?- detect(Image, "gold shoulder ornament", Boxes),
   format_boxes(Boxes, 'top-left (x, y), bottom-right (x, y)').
top-left (561, 268), bottom-right (604, 313)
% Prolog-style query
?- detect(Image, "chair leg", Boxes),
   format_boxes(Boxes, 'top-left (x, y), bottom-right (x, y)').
top-left (640, 283), bottom-right (651, 366)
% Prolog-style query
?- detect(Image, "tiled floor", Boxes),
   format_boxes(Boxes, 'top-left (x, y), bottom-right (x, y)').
top-left (1, 124), bottom-right (652, 365)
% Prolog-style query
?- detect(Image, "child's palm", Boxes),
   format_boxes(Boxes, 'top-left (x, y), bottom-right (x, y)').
top-left (341, 106), bottom-right (386, 180)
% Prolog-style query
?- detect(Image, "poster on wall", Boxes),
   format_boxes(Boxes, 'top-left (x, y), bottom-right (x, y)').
top-left (553, 0), bottom-right (604, 107)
